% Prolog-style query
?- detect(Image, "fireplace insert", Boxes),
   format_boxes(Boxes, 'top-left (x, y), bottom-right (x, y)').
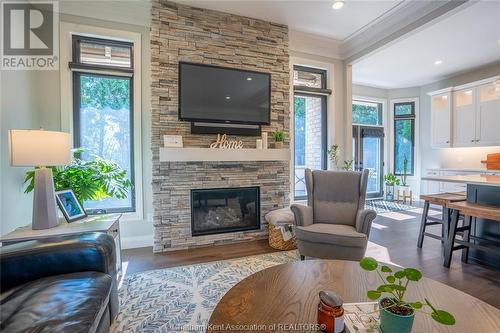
top-left (191, 186), bottom-right (260, 236)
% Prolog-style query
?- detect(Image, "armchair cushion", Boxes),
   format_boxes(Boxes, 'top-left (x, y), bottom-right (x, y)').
top-left (311, 170), bottom-right (364, 225)
top-left (290, 204), bottom-right (313, 227)
top-left (295, 223), bottom-right (367, 248)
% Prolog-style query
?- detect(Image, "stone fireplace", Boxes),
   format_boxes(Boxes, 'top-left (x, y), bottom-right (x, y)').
top-left (191, 187), bottom-right (260, 236)
top-left (151, 1), bottom-right (290, 252)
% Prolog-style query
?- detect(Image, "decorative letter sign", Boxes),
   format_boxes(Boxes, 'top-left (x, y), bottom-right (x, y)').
top-left (210, 134), bottom-right (244, 149)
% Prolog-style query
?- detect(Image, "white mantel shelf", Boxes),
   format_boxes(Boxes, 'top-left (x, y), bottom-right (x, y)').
top-left (159, 148), bottom-right (290, 162)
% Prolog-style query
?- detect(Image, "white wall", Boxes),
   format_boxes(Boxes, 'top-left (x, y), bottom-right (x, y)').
top-left (0, 2), bottom-right (152, 248)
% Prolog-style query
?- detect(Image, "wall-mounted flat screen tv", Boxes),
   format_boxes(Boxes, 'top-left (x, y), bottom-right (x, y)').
top-left (179, 62), bottom-right (271, 125)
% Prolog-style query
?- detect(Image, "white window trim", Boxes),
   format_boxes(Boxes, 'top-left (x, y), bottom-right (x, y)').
top-left (60, 22), bottom-right (143, 222)
top-left (389, 97), bottom-right (420, 184)
top-left (290, 56), bottom-right (334, 202)
top-left (352, 95), bottom-right (389, 178)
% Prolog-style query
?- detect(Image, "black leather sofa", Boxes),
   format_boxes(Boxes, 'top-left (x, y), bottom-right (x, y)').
top-left (0, 232), bottom-right (119, 333)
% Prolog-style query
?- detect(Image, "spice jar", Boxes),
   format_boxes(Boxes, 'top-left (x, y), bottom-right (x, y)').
top-left (318, 290), bottom-right (345, 333)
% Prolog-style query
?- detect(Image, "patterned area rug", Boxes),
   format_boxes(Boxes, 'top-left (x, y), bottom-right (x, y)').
top-left (366, 200), bottom-right (415, 213)
top-left (112, 251), bottom-right (299, 333)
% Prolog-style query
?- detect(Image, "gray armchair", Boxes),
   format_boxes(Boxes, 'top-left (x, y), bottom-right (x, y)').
top-left (290, 168), bottom-right (376, 261)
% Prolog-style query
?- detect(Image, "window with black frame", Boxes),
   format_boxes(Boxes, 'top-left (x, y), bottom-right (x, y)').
top-left (293, 66), bottom-right (330, 200)
top-left (393, 102), bottom-right (415, 176)
top-left (70, 35), bottom-right (135, 214)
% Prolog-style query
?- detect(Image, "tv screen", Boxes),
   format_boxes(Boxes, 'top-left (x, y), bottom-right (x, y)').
top-left (179, 62), bottom-right (271, 125)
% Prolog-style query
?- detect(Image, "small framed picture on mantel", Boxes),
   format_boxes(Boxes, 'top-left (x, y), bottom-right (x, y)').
top-left (163, 135), bottom-right (183, 148)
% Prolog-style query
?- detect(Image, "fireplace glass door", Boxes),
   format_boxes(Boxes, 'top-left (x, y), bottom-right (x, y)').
top-left (191, 186), bottom-right (260, 236)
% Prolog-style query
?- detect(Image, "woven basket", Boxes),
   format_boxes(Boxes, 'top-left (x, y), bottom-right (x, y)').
top-left (268, 223), bottom-right (297, 251)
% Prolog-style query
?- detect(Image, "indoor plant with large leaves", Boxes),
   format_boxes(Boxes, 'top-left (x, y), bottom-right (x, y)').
top-left (360, 257), bottom-right (455, 333)
top-left (25, 150), bottom-right (132, 207)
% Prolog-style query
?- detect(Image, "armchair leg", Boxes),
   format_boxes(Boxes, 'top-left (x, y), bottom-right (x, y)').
top-left (300, 255), bottom-right (305, 261)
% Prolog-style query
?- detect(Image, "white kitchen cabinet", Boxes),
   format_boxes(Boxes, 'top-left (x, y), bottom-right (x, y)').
top-left (453, 88), bottom-right (476, 147)
top-left (430, 77), bottom-right (500, 148)
top-left (476, 83), bottom-right (500, 146)
top-left (423, 169), bottom-right (441, 194)
top-left (429, 89), bottom-right (452, 148)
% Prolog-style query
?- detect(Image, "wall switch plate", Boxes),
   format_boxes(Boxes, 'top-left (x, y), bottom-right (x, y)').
top-left (163, 135), bottom-right (183, 148)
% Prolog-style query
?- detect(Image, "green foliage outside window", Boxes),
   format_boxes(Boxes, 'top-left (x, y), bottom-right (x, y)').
top-left (352, 102), bottom-right (381, 125)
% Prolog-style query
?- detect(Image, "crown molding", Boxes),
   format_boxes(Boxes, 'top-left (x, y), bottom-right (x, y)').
top-left (340, 0), bottom-right (471, 62)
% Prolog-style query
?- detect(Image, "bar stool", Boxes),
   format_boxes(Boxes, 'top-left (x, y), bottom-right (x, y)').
top-left (444, 201), bottom-right (500, 268)
top-left (418, 192), bottom-right (466, 248)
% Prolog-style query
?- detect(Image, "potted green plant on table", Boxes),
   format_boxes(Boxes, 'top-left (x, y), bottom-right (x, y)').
top-left (360, 257), bottom-right (455, 333)
top-left (24, 149), bottom-right (132, 208)
top-left (272, 130), bottom-right (284, 149)
top-left (383, 173), bottom-right (400, 201)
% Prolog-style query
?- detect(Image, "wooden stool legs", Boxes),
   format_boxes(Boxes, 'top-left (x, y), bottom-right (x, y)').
top-left (444, 210), bottom-right (459, 268)
top-left (444, 211), bottom-right (471, 268)
top-left (417, 201), bottom-right (430, 248)
top-left (461, 216), bottom-right (472, 263)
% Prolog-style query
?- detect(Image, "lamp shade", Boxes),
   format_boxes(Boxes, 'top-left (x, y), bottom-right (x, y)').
top-left (9, 129), bottom-right (71, 167)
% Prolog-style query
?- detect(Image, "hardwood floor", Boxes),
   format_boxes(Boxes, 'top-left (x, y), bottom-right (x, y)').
top-left (122, 205), bottom-right (500, 309)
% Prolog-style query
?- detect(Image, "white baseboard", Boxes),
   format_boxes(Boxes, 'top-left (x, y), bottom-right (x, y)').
top-left (121, 234), bottom-right (153, 249)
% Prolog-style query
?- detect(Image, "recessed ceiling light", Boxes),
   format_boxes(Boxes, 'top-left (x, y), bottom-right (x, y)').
top-left (246, 77), bottom-right (253, 81)
top-left (332, 0), bottom-right (344, 10)
top-left (225, 96), bottom-right (231, 100)
top-left (434, 60), bottom-right (442, 65)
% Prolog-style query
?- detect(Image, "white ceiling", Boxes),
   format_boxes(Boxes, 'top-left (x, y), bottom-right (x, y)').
top-left (353, 1), bottom-right (500, 89)
top-left (177, 0), bottom-right (404, 41)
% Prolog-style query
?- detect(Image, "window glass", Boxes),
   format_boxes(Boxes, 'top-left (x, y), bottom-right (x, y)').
top-left (293, 69), bottom-right (324, 88)
top-left (352, 100), bottom-right (382, 125)
top-left (294, 94), bottom-right (325, 199)
top-left (394, 102), bottom-right (414, 116)
top-left (75, 73), bottom-right (134, 212)
top-left (394, 118), bottom-right (414, 175)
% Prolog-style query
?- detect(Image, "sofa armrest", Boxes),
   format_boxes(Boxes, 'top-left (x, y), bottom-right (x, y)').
top-left (0, 232), bottom-right (116, 292)
top-left (355, 209), bottom-right (377, 236)
top-left (290, 204), bottom-right (314, 227)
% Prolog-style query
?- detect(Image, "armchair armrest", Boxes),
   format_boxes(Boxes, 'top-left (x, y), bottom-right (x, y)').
top-left (290, 204), bottom-right (313, 227)
top-left (0, 232), bottom-right (116, 292)
top-left (355, 209), bottom-right (377, 236)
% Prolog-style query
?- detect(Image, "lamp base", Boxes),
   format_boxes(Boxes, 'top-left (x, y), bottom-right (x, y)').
top-left (32, 168), bottom-right (59, 230)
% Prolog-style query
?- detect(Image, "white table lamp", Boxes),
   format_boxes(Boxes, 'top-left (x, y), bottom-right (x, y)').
top-left (9, 129), bottom-right (71, 230)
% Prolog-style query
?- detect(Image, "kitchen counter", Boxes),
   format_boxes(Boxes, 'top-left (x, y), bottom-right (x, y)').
top-left (421, 174), bottom-right (500, 186)
top-left (426, 168), bottom-right (500, 173)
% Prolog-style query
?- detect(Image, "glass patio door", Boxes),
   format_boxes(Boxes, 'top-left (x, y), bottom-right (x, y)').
top-left (353, 126), bottom-right (384, 198)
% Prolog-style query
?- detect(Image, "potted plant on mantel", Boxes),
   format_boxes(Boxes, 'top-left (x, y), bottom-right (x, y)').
top-left (272, 130), bottom-right (284, 149)
top-left (360, 257), bottom-right (455, 333)
top-left (383, 173), bottom-right (400, 201)
top-left (24, 149), bottom-right (132, 209)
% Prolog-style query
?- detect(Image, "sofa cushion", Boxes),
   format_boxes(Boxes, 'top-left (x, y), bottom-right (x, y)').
top-left (1, 271), bottom-right (112, 333)
top-left (295, 223), bottom-right (367, 248)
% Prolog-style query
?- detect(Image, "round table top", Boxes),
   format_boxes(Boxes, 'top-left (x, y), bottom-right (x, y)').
top-left (208, 260), bottom-right (500, 333)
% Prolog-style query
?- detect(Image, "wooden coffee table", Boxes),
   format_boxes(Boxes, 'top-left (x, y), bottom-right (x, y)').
top-left (208, 260), bottom-right (500, 332)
